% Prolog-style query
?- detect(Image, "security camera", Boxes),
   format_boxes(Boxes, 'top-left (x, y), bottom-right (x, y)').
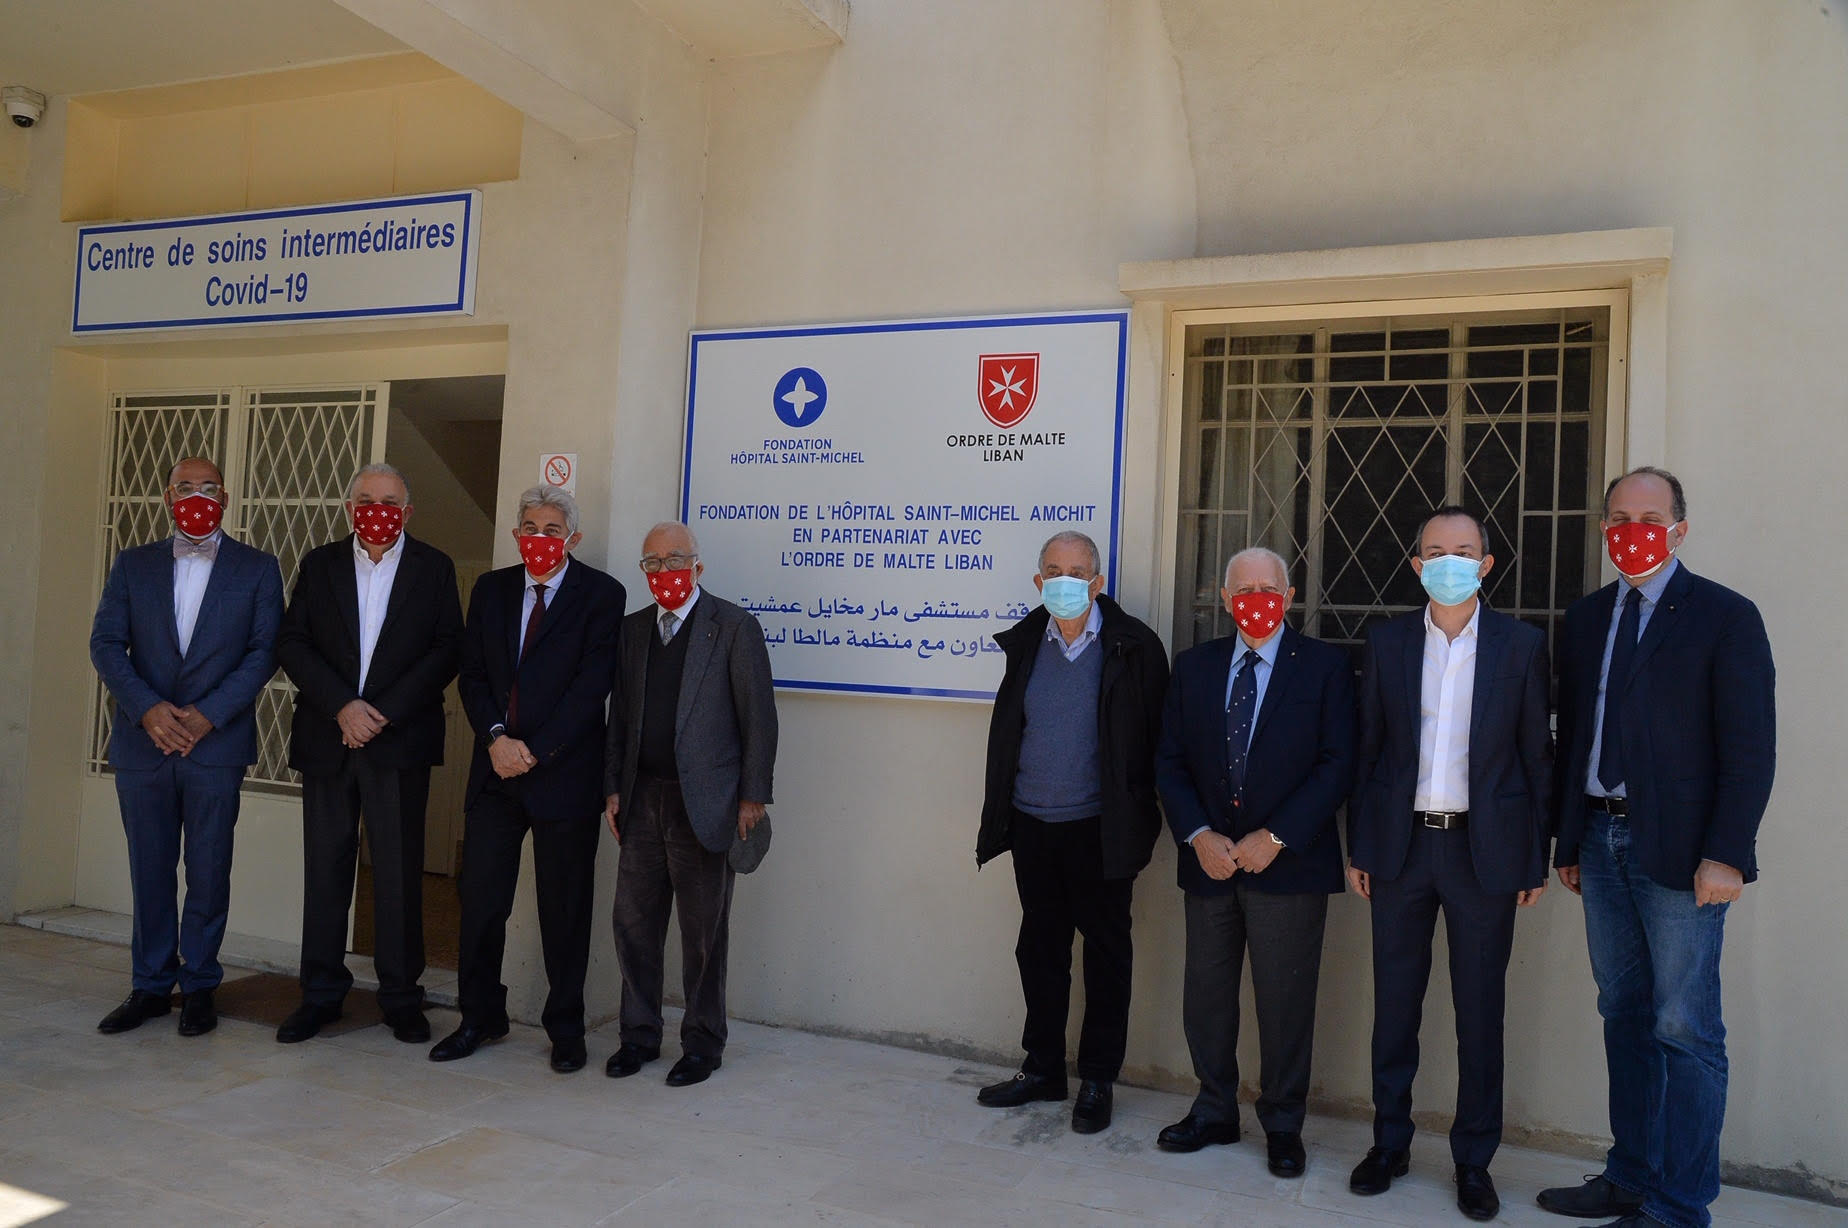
top-left (4, 87), bottom-right (46, 129)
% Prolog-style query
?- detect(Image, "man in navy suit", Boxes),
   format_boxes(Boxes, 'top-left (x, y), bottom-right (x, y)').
top-left (430, 485), bottom-right (624, 1073)
top-left (88, 456), bottom-right (284, 1037)
top-left (1346, 507), bottom-right (1553, 1221)
top-left (1537, 468), bottom-right (1775, 1228)
top-left (1154, 546), bottom-right (1357, 1178)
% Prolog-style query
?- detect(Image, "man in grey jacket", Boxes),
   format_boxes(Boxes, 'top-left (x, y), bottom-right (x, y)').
top-left (602, 521), bottom-right (778, 1086)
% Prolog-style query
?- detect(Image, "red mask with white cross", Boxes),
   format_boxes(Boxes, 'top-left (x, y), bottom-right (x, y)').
top-left (1606, 522), bottom-right (1676, 579)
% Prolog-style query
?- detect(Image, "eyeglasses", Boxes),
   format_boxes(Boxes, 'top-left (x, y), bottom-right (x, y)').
top-left (172, 482), bottom-right (224, 499)
top-left (639, 554), bottom-right (697, 573)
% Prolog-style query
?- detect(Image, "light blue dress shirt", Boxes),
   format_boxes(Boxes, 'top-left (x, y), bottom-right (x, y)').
top-left (1585, 556), bottom-right (1679, 798)
top-left (1186, 630), bottom-right (1284, 845)
top-left (1044, 599), bottom-right (1103, 662)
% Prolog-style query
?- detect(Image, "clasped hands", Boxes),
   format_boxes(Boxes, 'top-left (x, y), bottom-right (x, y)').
top-left (338, 699), bottom-right (389, 750)
top-left (139, 701), bottom-right (214, 756)
top-left (1190, 828), bottom-right (1282, 881)
top-left (488, 733), bottom-right (537, 779)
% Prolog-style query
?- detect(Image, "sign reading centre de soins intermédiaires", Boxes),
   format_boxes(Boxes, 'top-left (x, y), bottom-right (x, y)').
top-left (682, 311), bottom-right (1128, 702)
top-left (72, 191), bottom-right (481, 333)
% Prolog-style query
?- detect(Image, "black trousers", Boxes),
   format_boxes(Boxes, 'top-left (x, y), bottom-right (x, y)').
top-left (1010, 811), bottom-right (1134, 1083)
top-left (612, 776), bottom-right (735, 1058)
top-left (455, 779), bottom-right (600, 1039)
top-left (1182, 883), bottom-right (1329, 1134)
top-left (1368, 824), bottom-right (1518, 1168)
top-left (298, 753), bottom-right (430, 1012)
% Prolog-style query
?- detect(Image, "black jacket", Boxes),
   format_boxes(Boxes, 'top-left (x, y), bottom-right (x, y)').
top-left (1348, 604), bottom-right (1554, 895)
top-left (977, 595), bottom-right (1170, 880)
top-left (276, 534), bottom-right (462, 772)
top-left (1157, 625), bottom-right (1357, 897)
top-left (1552, 564), bottom-right (1775, 886)
top-left (457, 559), bottom-right (625, 820)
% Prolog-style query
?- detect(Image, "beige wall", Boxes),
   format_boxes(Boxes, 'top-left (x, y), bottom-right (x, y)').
top-left (686, 0), bottom-right (1848, 1199)
top-left (3, 0), bottom-right (1846, 1201)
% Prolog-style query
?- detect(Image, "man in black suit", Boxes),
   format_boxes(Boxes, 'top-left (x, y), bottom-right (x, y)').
top-left (601, 521), bottom-right (778, 1087)
top-left (430, 484), bottom-right (624, 1073)
top-left (1537, 468), bottom-right (1775, 1228)
top-left (1346, 506), bottom-right (1553, 1221)
top-left (273, 463), bottom-right (462, 1045)
top-left (1154, 546), bottom-right (1356, 1177)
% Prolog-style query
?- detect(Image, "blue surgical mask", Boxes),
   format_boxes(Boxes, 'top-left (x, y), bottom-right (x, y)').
top-left (1419, 554), bottom-right (1483, 607)
top-left (1040, 575), bottom-right (1094, 620)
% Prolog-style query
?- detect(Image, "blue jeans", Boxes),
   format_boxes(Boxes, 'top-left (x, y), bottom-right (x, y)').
top-left (1579, 811), bottom-right (1729, 1228)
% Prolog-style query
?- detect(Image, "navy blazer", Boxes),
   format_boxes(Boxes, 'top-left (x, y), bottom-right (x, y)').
top-left (1552, 564), bottom-right (1775, 886)
top-left (275, 534), bottom-right (464, 773)
top-left (1348, 605), bottom-right (1554, 895)
top-left (1157, 625), bottom-right (1357, 896)
top-left (89, 535), bottom-right (285, 771)
top-left (457, 559), bottom-right (624, 821)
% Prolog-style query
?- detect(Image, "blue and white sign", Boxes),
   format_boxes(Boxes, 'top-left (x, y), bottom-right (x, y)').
top-left (682, 310), bottom-right (1128, 702)
top-left (72, 191), bottom-right (480, 333)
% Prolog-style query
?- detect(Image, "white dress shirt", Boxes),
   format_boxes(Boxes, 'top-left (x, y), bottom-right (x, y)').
top-left (173, 532), bottom-right (222, 655)
top-left (519, 557), bottom-right (569, 656)
top-left (658, 585), bottom-right (703, 641)
top-left (1044, 600), bottom-right (1103, 662)
top-left (1413, 602), bottom-right (1480, 812)
top-left (352, 532), bottom-right (406, 693)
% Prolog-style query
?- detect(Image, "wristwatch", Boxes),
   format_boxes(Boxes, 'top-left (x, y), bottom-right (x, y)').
top-left (1268, 830), bottom-right (1286, 848)
top-left (488, 723), bottom-right (506, 744)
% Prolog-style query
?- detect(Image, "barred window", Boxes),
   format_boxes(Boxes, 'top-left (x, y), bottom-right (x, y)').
top-left (1173, 305), bottom-right (1612, 663)
top-left (90, 385), bottom-right (384, 791)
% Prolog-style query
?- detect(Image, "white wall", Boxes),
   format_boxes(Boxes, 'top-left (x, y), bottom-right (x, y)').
top-left (686, 0), bottom-right (1848, 1198)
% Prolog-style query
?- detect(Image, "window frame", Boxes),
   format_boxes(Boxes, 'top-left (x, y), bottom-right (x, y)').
top-left (1153, 289), bottom-right (1631, 651)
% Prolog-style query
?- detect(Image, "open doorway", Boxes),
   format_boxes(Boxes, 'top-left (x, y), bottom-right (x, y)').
top-left (352, 374), bottom-right (504, 974)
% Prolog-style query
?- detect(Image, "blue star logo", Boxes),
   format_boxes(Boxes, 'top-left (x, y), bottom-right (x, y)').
top-left (773, 367), bottom-right (827, 428)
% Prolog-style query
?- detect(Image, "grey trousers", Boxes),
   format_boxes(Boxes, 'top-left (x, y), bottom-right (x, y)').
top-left (1182, 883), bottom-right (1329, 1134)
top-left (612, 775), bottom-right (735, 1058)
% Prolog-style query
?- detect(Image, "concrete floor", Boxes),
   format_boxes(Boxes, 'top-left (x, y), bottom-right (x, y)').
top-left (0, 924), bottom-right (1840, 1228)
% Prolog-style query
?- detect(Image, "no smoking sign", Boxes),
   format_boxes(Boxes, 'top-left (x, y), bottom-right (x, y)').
top-left (540, 452), bottom-right (577, 493)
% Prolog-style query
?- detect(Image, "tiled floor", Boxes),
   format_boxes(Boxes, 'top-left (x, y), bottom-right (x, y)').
top-left (0, 923), bottom-right (1840, 1228)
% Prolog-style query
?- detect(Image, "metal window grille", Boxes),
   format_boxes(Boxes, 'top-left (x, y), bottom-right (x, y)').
top-left (89, 385), bottom-right (384, 790)
top-left (1174, 307), bottom-right (1609, 662)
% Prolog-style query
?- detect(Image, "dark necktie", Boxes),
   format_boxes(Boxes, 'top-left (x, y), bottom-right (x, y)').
top-left (1596, 586), bottom-right (1643, 792)
top-left (506, 582), bottom-right (549, 733)
top-left (1225, 648), bottom-right (1262, 801)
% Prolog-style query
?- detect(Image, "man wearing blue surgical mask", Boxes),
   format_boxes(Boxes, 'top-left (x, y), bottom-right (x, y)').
top-left (1345, 507), bottom-right (1554, 1222)
top-left (975, 531), bottom-right (1168, 1136)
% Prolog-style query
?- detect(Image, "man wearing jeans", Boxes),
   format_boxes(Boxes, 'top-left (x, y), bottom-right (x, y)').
top-left (1541, 467), bottom-right (1776, 1228)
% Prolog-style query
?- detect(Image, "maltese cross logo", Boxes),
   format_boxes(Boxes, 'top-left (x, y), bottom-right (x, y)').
top-left (978, 353), bottom-right (1040, 429)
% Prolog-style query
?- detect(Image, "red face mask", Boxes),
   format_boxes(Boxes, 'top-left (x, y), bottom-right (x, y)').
top-left (518, 533), bottom-right (567, 579)
top-left (1606, 521), bottom-right (1676, 579)
top-left (352, 502), bottom-right (404, 548)
top-left (171, 492), bottom-right (224, 539)
top-left (1230, 591), bottom-right (1285, 641)
top-left (647, 568), bottom-right (696, 611)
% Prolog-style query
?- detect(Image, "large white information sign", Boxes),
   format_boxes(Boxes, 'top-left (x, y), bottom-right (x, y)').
top-left (72, 191), bottom-right (480, 333)
top-left (682, 310), bottom-right (1127, 701)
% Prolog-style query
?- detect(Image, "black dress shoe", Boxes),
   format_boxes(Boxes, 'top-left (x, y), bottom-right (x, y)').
top-left (1070, 1079), bottom-right (1113, 1134)
top-left (1349, 1146), bottom-right (1410, 1195)
top-left (97, 990), bottom-right (171, 1034)
top-left (1537, 1176), bottom-right (1646, 1219)
top-left (550, 1037), bottom-right (588, 1073)
top-left (1456, 1165), bottom-right (1500, 1221)
top-left (1266, 1131), bottom-right (1307, 1178)
top-left (382, 1006), bottom-right (431, 1044)
top-left (604, 1044), bottom-right (660, 1078)
top-left (276, 1001), bottom-right (341, 1044)
top-left (428, 1020), bottom-right (509, 1062)
top-left (1156, 1114), bottom-right (1240, 1153)
top-left (665, 1053), bottom-right (721, 1086)
top-left (975, 1071), bottom-right (1067, 1107)
top-left (177, 989), bottom-right (216, 1037)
